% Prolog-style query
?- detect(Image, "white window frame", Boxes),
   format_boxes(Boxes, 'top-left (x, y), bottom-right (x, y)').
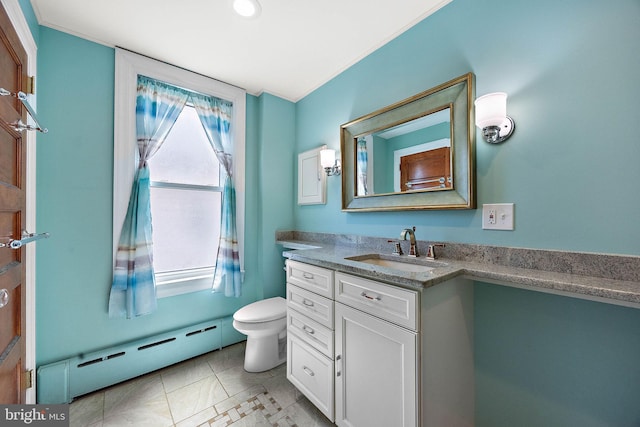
top-left (113, 48), bottom-right (246, 298)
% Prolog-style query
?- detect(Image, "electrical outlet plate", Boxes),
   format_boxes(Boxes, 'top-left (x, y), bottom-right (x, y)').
top-left (482, 203), bottom-right (514, 230)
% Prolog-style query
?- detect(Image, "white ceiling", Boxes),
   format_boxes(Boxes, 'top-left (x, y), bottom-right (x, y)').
top-left (30, 0), bottom-right (451, 102)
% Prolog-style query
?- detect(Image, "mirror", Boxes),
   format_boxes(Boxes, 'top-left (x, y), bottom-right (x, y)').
top-left (341, 73), bottom-right (475, 211)
top-left (356, 107), bottom-right (452, 196)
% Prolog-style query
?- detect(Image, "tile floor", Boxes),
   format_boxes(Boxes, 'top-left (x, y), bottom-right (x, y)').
top-left (69, 341), bottom-right (335, 427)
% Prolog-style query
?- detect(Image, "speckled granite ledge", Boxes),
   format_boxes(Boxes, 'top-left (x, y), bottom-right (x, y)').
top-left (276, 230), bottom-right (640, 308)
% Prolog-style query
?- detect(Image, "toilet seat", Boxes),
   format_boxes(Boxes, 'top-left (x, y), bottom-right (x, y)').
top-left (233, 296), bottom-right (286, 323)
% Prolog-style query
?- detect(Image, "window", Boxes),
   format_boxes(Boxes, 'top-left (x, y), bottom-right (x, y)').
top-left (113, 49), bottom-right (246, 298)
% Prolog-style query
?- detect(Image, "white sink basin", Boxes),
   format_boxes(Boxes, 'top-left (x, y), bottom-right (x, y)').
top-left (345, 255), bottom-right (445, 273)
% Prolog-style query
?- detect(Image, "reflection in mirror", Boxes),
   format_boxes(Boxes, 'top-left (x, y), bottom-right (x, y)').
top-left (341, 72), bottom-right (474, 211)
top-left (356, 107), bottom-right (452, 196)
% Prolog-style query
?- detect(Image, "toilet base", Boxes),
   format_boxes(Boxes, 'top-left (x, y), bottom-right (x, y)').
top-left (244, 333), bottom-right (286, 372)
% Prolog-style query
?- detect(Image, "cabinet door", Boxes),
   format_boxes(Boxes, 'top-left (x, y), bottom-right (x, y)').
top-left (335, 303), bottom-right (417, 427)
top-left (297, 146), bottom-right (326, 205)
top-left (287, 334), bottom-right (334, 421)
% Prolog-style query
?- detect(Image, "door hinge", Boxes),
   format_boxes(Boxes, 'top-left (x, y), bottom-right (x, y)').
top-left (24, 369), bottom-right (34, 389)
top-left (25, 76), bottom-right (35, 95)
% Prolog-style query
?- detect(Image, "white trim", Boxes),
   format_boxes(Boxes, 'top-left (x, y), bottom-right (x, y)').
top-left (155, 268), bottom-right (215, 298)
top-left (113, 48), bottom-right (246, 293)
top-left (1, 0), bottom-right (38, 404)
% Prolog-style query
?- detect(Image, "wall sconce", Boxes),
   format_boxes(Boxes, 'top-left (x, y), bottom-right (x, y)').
top-left (474, 92), bottom-right (515, 144)
top-left (320, 148), bottom-right (341, 176)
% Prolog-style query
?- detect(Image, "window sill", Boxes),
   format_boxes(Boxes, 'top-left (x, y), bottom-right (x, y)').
top-left (156, 268), bottom-right (214, 298)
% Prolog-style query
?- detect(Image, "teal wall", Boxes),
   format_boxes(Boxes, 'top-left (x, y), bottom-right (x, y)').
top-left (475, 284), bottom-right (640, 427)
top-left (19, 0), bottom-right (640, 423)
top-left (295, 0), bottom-right (640, 256)
top-left (256, 93), bottom-right (296, 298)
top-left (292, 0), bottom-right (640, 425)
top-left (34, 27), bottom-right (294, 366)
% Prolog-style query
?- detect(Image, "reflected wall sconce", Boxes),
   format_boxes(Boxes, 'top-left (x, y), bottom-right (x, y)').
top-left (320, 148), bottom-right (341, 176)
top-left (474, 92), bottom-right (514, 144)
top-left (232, 0), bottom-right (262, 18)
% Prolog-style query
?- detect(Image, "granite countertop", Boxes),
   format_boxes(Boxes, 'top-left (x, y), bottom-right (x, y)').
top-left (276, 232), bottom-right (640, 309)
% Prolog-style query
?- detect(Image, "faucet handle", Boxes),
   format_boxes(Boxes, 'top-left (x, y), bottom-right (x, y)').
top-left (388, 240), bottom-right (403, 256)
top-left (409, 242), bottom-right (418, 257)
top-left (426, 244), bottom-right (445, 260)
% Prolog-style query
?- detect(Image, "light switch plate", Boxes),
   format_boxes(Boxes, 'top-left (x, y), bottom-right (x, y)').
top-left (482, 203), bottom-right (514, 230)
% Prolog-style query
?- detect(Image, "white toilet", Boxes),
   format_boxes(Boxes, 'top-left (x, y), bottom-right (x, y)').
top-left (232, 296), bottom-right (287, 372)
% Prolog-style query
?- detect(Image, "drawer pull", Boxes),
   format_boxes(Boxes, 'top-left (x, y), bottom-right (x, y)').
top-left (336, 354), bottom-right (342, 377)
top-left (302, 272), bottom-right (315, 280)
top-left (303, 366), bottom-right (315, 377)
top-left (361, 291), bottom-right (381, 301)
top-left (302, 325), bottom-right (315, 335)
top-left (302, 298), bottom-right (315, 307)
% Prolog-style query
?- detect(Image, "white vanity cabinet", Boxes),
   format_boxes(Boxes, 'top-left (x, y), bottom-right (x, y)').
top-left (286, 260), bottom-right (474, 427)
top-left (334, 272), bottom-right (418, 427)
top-left (286, 260), bottom-right (336, 421)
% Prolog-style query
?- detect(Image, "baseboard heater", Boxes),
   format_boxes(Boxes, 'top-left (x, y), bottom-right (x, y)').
top-left (37, 316), bottom-right (245, 404)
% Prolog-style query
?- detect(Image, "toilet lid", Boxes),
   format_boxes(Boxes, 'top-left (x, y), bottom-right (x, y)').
top-left (233, 297), bottom-right (286, 323)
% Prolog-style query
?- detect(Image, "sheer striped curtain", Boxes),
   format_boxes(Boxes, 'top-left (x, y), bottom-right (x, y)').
top-left (357, 137), bottom-right (369, 196)
top-left (109, 76), bottom-right (189, 318)
top-left (192, 94), bottom-right (242, 297)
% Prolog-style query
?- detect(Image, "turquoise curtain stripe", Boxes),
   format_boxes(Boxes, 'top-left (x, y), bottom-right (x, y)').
top-left (357, 138), bottom-right (368, 195)
top-left (192, 94), bottom-right (243, 297)
top-left (134, 76), bottom-right (191, 166)
top-left (109, 75), bottom-right (189, 318)
top-left (214, 177), bottom-right (242, 297)
top-left (108, 167), bottom-right (156, 317)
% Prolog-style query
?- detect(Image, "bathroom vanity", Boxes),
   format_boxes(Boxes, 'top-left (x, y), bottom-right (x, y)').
top-left (280, 231), bottom-right (640, 427)
top-left (285, 259), bottom-right (474, 427)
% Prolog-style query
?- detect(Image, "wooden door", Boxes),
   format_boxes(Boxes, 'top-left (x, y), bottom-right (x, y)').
top-left (0, 2), bottom-right (29, 404)
top-left (400, 146), bottom-right (452, 191)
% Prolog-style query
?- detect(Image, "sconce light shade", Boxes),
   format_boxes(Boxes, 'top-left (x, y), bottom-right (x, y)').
top-left (233, 0), bottom-right (262, 18)
top-left (474, 92), bottom-right (515, 144)
top-left (320, 148), bottom-right (341, 176)
top-left (320, 148), bottom-right (336, 168)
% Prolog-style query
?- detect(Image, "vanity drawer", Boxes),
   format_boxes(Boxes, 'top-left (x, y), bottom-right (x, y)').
top-left (335, 272), bottom-right (418, 331)
top-left (287, 335), bottom-right (334, 421)
top-left (288, 309), bottom-right (334, 358)
top-left (287, 284), bottom-right (334, 329)
top-left (286, 260), bottom-right (334, 298)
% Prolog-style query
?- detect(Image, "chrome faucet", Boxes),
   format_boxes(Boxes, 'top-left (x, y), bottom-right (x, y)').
top-left (400, 226), bottom-right (419, 257)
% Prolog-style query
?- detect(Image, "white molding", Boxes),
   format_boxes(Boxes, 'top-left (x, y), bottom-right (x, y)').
top-left (2, 0), bottom-right (38, 404)
top-left (155, 268), bottom-right (215, 298)
top-left (1, 0), bottom-right (36, 54)
top-left (113, 48), bottom-right (246, 287)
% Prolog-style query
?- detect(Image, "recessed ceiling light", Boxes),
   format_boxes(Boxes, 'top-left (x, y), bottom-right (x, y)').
top-left (233, 0), bottom-right (262, 18)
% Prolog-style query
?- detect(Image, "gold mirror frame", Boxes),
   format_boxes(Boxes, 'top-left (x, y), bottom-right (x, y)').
top-left (340, 73), bottom-right (475, 211)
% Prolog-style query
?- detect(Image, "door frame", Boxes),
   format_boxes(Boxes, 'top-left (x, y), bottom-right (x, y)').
top-left (1, 0), bottom-right (37, 404)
